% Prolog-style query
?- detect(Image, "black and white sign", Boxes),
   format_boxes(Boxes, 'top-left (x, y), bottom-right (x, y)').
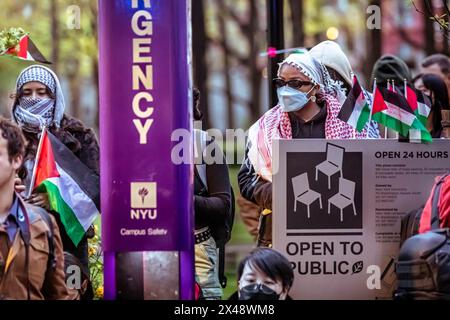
top-left (273, 139), bottom-right (450, 299)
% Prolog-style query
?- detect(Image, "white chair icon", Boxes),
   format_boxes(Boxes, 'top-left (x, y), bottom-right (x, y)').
top-left (315, 143), bottom-right (344, 189)
top-left (292, 173), bottom-right (322, 218)
top-left (328, 178), bottom-right (357, 222)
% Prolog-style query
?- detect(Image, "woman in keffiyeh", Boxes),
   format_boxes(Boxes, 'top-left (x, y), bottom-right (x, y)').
top-left (238, 52), bottom-right (367, 247)
top-left (11, 64), bottom-right (99, 284)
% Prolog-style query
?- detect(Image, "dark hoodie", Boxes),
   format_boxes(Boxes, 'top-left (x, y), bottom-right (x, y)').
top-left (371, 54), bottom-right (412, 89)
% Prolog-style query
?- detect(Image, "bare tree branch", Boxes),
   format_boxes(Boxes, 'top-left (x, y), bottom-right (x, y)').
top-left (410, 0), bottom-right (449, 40)
top-left (410, 0), bottom-right (424, 14)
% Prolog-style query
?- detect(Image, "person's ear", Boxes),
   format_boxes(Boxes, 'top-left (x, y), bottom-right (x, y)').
top-left (311, 84), bottom-right (320, 96)
top-left (309, 84), bottom-right (320, 101)
top-left (12, 155), bottom-right (23, 172)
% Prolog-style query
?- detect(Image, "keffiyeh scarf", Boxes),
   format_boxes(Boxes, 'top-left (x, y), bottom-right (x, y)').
top-left (13, 65), bottom-right (65, 132)
top-left (248, 93), bottom-right (367, 182)
top-left (14, 97), bottom-right (55, 132)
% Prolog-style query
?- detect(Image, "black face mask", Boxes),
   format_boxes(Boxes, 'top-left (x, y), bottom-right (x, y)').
top-left (238, 283), bottom-right (280, 300)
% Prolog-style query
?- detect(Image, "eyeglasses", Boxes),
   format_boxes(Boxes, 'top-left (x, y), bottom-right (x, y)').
top-left (273, 78), bottom-right (313, 89)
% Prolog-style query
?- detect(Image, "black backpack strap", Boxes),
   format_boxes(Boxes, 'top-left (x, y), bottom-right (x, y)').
top-left (430, 174), bottom-right (449, 230)
top-left (218, 243), bottom-right (227, 288)
top-left (194, 165), bottom-right (208, 196)
top-left (257, 213), bottom-right (272, 247)
top-left (400, 206), bottom-right (424, 247)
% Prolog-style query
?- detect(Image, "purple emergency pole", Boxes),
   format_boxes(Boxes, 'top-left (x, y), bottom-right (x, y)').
top-left (98, 0), bottom-right (194, 300)
top-left (267, 0), bottom-right (284, 109)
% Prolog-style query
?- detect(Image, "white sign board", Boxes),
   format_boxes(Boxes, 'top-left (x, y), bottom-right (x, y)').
top-left (273, 139), bottom-right (450, 300)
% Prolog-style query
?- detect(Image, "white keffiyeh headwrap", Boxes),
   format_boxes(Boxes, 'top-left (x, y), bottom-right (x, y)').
top-left (277, 52), bottom-right (347, 104)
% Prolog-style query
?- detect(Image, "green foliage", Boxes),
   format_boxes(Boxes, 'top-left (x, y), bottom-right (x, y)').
top-left (0, 0), bottom-right (98, 123)
top-left (0, 0), bottom-right (51, 108)
top-left (88, 222), bottom-right (103, 300)
top-left (0, 27), bottom-right (27, 53)
top-left (222, 271), bottom-right (237, 300)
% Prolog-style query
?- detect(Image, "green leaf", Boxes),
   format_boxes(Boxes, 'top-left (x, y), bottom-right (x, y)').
top-left (0, 27), bottom-right (28, 53)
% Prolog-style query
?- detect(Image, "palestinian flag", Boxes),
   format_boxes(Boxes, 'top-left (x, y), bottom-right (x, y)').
top-left (373, 86), bottom-right (431, 142)
top-left (405, 84), bottom-right (432, 127)
top-left (370, 85), bottom-right (389, 121)
top-left (2, 35), bottom-right (51, 64)
top-left (30, 129), bottom-right (99, 246)
top-left (387, 81), bottom-right (394, 92)
top-left (338, 76), bottom-right (371, 132)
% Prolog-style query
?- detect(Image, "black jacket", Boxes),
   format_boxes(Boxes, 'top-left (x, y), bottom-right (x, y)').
top-left (238, 107), bottom-right (327, 246)
top-left (194, 137), bottom-right (232, 230)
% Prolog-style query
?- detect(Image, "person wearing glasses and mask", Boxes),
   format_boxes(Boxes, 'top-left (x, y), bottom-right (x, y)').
top-left (238, 52), bottom-right (367, 247)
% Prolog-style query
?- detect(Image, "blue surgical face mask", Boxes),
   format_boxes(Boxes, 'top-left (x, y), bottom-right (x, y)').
top-left (277, 85), bottom-right (314, 112)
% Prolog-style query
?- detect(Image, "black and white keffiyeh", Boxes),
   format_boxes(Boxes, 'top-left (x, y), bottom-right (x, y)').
top-left (14, 98), bottom-right (55, 131)
top-left (16, 66), bottom-right (56, 94)
top-left (13, 65), bottom-right (65, 131)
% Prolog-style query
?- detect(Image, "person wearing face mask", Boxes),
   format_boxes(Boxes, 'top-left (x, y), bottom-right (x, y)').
top-left (10, 65), bottom-right (99, 283)
top-left (413, 73), bottom-right (450, 138)
top-left (238, 52), bottom-right (367, 247)
top-left (228, 248), bottom-right (294, 300)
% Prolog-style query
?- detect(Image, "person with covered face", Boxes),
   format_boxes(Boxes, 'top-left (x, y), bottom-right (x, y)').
top-left (238, 52), bottom-right (367, 247)
top-left (228, 248), bottom-right (294, 300)
top-left (11, 65), bottom-right (99, 279)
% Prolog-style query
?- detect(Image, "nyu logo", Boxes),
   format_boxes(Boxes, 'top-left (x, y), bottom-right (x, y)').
top-left (130, 182), bottom-right (157, 220)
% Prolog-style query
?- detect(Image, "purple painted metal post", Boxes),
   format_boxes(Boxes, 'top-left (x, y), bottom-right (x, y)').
top-left (98, 0), bottom-right (194, 300)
